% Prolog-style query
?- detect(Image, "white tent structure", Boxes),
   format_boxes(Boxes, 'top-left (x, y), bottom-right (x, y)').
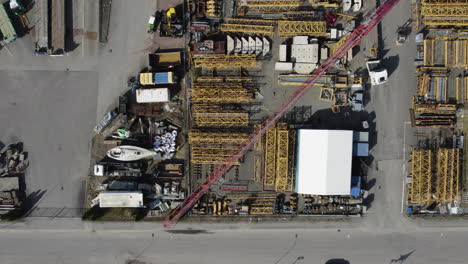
top-left (295, 129), bottom-right (353, 195)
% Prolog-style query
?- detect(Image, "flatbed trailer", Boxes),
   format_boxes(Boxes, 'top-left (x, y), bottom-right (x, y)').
top-left (0, 3), bottom-right (17, 45)
top-left (50, 0), bottom-right (65, 54)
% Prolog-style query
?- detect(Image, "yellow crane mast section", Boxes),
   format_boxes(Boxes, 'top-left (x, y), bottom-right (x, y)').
top-left (330, 36), bottom-right (348, 56)
top-left (193, 112), bottom-right (249, 127)
top-left (241, 0), bottom-right (302, 12)
top-left (220, 23), bottom-right (275, 35)
top-left (188, 130), bottom-right (248, 144)
top-left (224, 18), bottom-right (277, 25)
top-left (192, 54), bottom-right (257, 69)
top-left (264, 126), bottom-right (277, 186)
top-left (189, 87), bottom-right (251, 103)
top-left (421, 5), bottom-right (468, 17)
top-left (436, 148), bottom-right (460, 202)
top-left (409, 149), bottom-right (433, 203)
top-left (275, 129), bottom-right (290, 192)
top-left (191, 147), bottom-right (240, 165)
top-left (278, 21), bottom-right (327, 38)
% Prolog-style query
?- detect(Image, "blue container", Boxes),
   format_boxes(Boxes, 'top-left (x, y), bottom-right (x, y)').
top-left (153, 72), bottom-right (171, 84)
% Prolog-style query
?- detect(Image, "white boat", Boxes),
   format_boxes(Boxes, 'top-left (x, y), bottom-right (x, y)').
top-left (353, 0), bottom-right (362, 12)
top-left (107, 145), bottom-right (156, 161)
top-left (343, 0), bottom-right (352, 12)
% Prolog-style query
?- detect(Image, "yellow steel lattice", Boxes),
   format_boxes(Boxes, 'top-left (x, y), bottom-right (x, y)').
top-left (241, 0), bottom-right (302, 12)
top-left (435, 148), bottom-right (460, 202)
top-left (189, 87), bottom-right (251, 103)
top-left (190, 146), bottom-right (240, 165)
top-left (409, 149), bottom-right (433, 203)
top-left (275, 129), bottom-right (290, 192)
top-left (192, 55), bottom-right (257, 69)
top-left (330, 36), bottom-right (348, 56)
top-left (264, 126), bottom-right (277, 186)
top-left (188, 130), bottom-right (247, 144)
top-left (220, 23), bottom-right (275, 36)
top-left (193, 111), bottom-right (249, 127)
top-left (278, 21), bottom-right (327, 38)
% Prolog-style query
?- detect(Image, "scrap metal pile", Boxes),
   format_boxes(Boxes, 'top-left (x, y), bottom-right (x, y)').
top-left (0, 142), bottom-right (28, 213)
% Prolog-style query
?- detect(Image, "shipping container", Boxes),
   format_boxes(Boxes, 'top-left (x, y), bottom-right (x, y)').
top-left (136, 88), bottom-right (170, 103)
top-left (139, 72), bottom-right (174, 85)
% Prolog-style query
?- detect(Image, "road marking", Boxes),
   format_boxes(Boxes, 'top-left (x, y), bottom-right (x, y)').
top-left (401, 121), bottom-right (411, 214)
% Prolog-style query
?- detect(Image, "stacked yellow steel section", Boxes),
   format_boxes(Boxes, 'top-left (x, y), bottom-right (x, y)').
top-left (409, 149), bottom-right (433, 203)
top-left (264, 126), bottom-right (277, 186)
top-left (435, 148), bottom-right (461, 202)
top-left (192, 54), bottom-right (257, 69)
top-left (278, 21), bottom-right (327, 38)
top-left (421, 0), bottom-right (468, 26)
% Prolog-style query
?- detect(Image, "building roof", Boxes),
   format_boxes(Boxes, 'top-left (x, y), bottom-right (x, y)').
top-left (295, 129), bottom-right (353, 195)
top-left (99, 191), bottom-right (143, 208)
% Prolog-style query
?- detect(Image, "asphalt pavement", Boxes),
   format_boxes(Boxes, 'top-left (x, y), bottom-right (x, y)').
top-left (0, 225), bottom-right (467, 264)
top-left (1, 1), bottom-right (468, 263)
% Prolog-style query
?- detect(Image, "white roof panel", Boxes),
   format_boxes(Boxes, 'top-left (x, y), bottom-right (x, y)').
top-left (295, 129), bottom-right (353, 195)
top-left (291, 44), bottom-right (319, 64)
top-left (99, 191), bottom-right (143, 208)
top-left (136, 88), bottom-right (169, 103)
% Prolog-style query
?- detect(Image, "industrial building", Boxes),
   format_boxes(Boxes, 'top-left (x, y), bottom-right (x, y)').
top-left (295, 130), bottom-right (353, 196)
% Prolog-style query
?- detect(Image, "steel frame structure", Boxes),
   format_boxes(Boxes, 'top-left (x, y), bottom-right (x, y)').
top-left (421, 1), bottom-right (468, 26)
top-left (278, 21), bottom-right (327, 38)
top-left (275, 129), bottom-right (290, 192)
top-left (240, 0), bottom-right (302, 12)
top-left (286, 130), bottom-right (296, 192)
top-left (192, 55), bottom-right (257, 69)
top-left (196, 76), bottom-right (225, 82)
top-left (220, 23), bottom-right (275, 36)
top-left (163, 0), bottom-right (403, 229)
top-left (189, 87), bottom-right (252, 103)
top-left (264, 126), bottom-right (277, 186)
top-left (192, 82), bottom-right (245, 89)
top-left (191, 146), bottom-right (240, 165)
top-left (409, 149), bottom-right (433, 203)
top-left (224, 18), bottom-right (277, 26)
top-left (330, 36), bottom-right (348, 56)
top-left (189, 130), bottom-right (248, 144)
top-left (206, 0), bottom-right (221, 18)
top-left (308, 0), bottom-right (340, 8)
top-left (193, 111), bottom-right (249, 127)
top-left (435, 148), bottom-right (460, 202)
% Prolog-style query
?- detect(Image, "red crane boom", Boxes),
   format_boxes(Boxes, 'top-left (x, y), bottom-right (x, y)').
top-left (163, 0), bottom-right (402, 230)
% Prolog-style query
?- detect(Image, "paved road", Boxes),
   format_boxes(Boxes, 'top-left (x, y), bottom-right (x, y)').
top-left (0, 224), bottom-right (467, 264)
top-left (362, 0), bottom-right (416, 229)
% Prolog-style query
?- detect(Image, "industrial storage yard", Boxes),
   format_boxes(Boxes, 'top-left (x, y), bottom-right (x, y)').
top-left (3, 0), bottom-right (468, 264)
top-left (1, 0), bottom-right (468, 227)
